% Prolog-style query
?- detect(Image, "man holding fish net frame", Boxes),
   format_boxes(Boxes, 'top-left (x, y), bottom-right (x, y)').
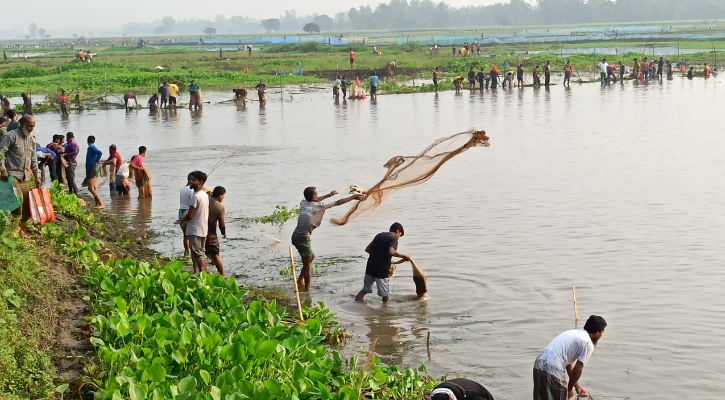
top-left (354, 222), bottom-right (412, 303)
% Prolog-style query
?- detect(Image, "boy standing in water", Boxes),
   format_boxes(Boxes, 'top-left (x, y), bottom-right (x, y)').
top-left (355, 222), bottom-right (411, 303)
top-left (291, 187), bottom-right (362, 292)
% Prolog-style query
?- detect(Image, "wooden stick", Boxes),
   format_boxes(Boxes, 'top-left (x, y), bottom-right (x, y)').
top-left (426, 331), bottom-right (431, 350)
top-left (251, 229), bottom-right (281, 243)
top-left (572, 283), bottom-right (579, 323)
top-left (289, 246), bottom-right (304, 321)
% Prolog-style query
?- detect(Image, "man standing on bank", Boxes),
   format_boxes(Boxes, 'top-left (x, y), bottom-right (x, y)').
top-left (0, 115), bottom-right (40, 225)
top-left (175, 170), bottom-right (209, 274)
top-left (533, 315), bottom-right (607, 400)
top-left (354, 222), bottom-right (411, 303)
top-left (291, 187), bottom-right (363, 292)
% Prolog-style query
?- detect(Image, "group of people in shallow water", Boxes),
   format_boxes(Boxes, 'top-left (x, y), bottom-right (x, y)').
top-left (435, 56), bottom-right (717, 93)
top-left (120, 79), bottom-right (269, 113)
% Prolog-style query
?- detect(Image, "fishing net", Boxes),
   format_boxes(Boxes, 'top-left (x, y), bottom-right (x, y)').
top-left (331, 130), bottom-right (490, 226)
top-left (389, 259), bottom-right (428, 297)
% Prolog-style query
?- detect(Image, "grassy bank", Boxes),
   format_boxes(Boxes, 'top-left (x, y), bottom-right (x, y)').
top-left (0, 41), bottom-right (719, 109)
top-left (0, 183), bottom-right (439, 399)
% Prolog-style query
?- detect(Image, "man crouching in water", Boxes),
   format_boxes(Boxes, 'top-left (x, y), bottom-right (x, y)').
top-left (355, 222), bottom-right (411, 303)
top-left (291, 187), bottom-right (363, 292)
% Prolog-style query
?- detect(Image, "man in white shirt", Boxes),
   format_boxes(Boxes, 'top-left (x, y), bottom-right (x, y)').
top-left (177, 173), bottom-right (195, 258)
top-left (175, 170), bottom-right (209, 273)
top-left (597, 59), bottom-right (608, 86)
top-left (291, 186), bottom-right (363, 292)
top-left (533, 315), bottom-right (607, 400)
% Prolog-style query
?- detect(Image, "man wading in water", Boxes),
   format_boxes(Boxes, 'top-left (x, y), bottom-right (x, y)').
top-left (355, 222), bottom-right (411, 303)
top-left (533, 315), bottom-right (607, 400)
top-left (291, 187), bottom-right (363, 292)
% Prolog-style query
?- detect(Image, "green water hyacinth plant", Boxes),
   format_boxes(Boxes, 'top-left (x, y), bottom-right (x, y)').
top-left (85, 258), bottom-right (437, 399)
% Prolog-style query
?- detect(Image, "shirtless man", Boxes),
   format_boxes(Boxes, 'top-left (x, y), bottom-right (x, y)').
top-left (124, 92), bottom-right (137, 111)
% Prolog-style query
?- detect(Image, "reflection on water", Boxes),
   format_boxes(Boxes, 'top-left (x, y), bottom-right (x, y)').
top-left (38, 76), bottom-right (725, 399)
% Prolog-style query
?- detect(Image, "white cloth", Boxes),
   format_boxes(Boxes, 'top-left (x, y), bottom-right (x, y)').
top-left (534, 329), bottom-right (595, 381)
top-left (597, 62), bottom-right (608, 73)
top-left (430, 388), bottom-right (456, 400)
top-left (292, 199), bottom-right (334, 237)
top-left (179, 185), bottom-right (194, 210)
top-left (185, 189), bottom-right (209, 237)
top-left (116, 162), bottom-right (131, 178)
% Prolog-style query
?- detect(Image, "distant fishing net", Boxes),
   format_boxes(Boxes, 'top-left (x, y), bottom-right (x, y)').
top-left (331, 130), bottom-right (490, 226)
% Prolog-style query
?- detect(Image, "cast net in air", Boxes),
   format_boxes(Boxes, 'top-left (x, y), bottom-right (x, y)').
top-left (330, 130), bottom-right (490, 226)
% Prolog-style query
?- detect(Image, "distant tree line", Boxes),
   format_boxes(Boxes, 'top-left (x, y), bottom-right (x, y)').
top-left (120, 0), bottom-right (725, 36)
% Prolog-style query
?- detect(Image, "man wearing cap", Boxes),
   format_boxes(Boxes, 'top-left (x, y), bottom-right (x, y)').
top-left (427, 378), bottom-right (495, 400)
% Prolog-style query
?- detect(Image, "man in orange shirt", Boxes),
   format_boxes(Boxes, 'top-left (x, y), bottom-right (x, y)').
top-left (704, 63), bottom-right (711, 78)
top-left (349, 48), bottom-right (355, 69)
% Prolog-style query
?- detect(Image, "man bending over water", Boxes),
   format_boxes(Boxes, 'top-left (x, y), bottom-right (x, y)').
top-left (533, 315), bottom-right (607, 400)
top-left (291, 187), bottom-right (363, 292)
top-left (355, 222), bottom-right (411, 303)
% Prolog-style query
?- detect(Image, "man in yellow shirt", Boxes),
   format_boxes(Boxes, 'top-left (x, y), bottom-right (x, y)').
top-left (704, 63), bottom-right (711, 79)
top-left (167, 82), bottom-right (180, 109)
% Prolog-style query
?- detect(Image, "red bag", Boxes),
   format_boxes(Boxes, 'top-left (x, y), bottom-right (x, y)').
top-left (29, 187), bottom-right (55, 225)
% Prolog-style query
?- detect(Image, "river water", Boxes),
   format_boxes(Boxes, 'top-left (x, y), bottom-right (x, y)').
top-left (37, 77), bottom-right (724, 399)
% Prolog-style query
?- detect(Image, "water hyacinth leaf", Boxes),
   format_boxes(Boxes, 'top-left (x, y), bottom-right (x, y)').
top-left (200, 322), bottom-right (213, 338)
top-left (117, 320), bottom-right (130, 337)
top-left (100, 277), bottom-right (114, 291)
top-left (306, 319), bottom-right (321, 336)
top-left (226, 342), bottom-right (244, 361)
top-left (210, 386), bottom-right (221, 400)
top-left (264, 379), bottom-right (282, 395)
top-left (114, 297), bottom-right (128, 313)
top-left (178, 376), bottom-right (197, 393)
top-left (257, 339), bottom-right (278, 358)
top-left (199, 369), bottom-right (211, 385)
top-left (162, 279), bottom-right (174, 295)
top-left (317, 382), bottom-right (331, 399)
top-left (54, 383), bottom-right (69, 393)
top-left (129, 380), bottom-right (147, 400)
top-left (148, 363), bottom-right (165, 383)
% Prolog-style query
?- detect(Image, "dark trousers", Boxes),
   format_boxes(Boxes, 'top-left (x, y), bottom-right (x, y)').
top-left (66, 162), bottom-right (78, 194)
top-left (48, 158), bottom-right (57, 182)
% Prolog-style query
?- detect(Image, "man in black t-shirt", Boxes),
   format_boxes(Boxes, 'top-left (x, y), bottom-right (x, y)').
top-left (428, 378), bottom-right (495, 400)
top-left (354, 222), bottom-right (411, 303)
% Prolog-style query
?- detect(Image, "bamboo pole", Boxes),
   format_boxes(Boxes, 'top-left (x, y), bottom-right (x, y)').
top-left (289, 245), bottom-right (304, 322)
top-left (572, 284), bottom-right (579, 324)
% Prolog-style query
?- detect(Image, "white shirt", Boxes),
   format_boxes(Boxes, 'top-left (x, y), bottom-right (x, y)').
top-left (179, 186), bottom-right (194, 210)
top-left (534, 329), bottom-right (595, 381)
top-left (598, 62), bottom-right (608, 73)
top-left (116, 162), bottom-right (131, 178)
top-left (185, 190), bottom-right (209, 237)
top-left (292, 199), bottom-right (334, 237)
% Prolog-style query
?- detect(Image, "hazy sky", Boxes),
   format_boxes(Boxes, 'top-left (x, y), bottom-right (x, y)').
top-left (5, 0), bottom-right (500, 32)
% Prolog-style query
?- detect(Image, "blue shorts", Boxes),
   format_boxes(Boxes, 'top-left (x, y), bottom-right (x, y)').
top-left (362, 274), bottom-right (390, 297)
